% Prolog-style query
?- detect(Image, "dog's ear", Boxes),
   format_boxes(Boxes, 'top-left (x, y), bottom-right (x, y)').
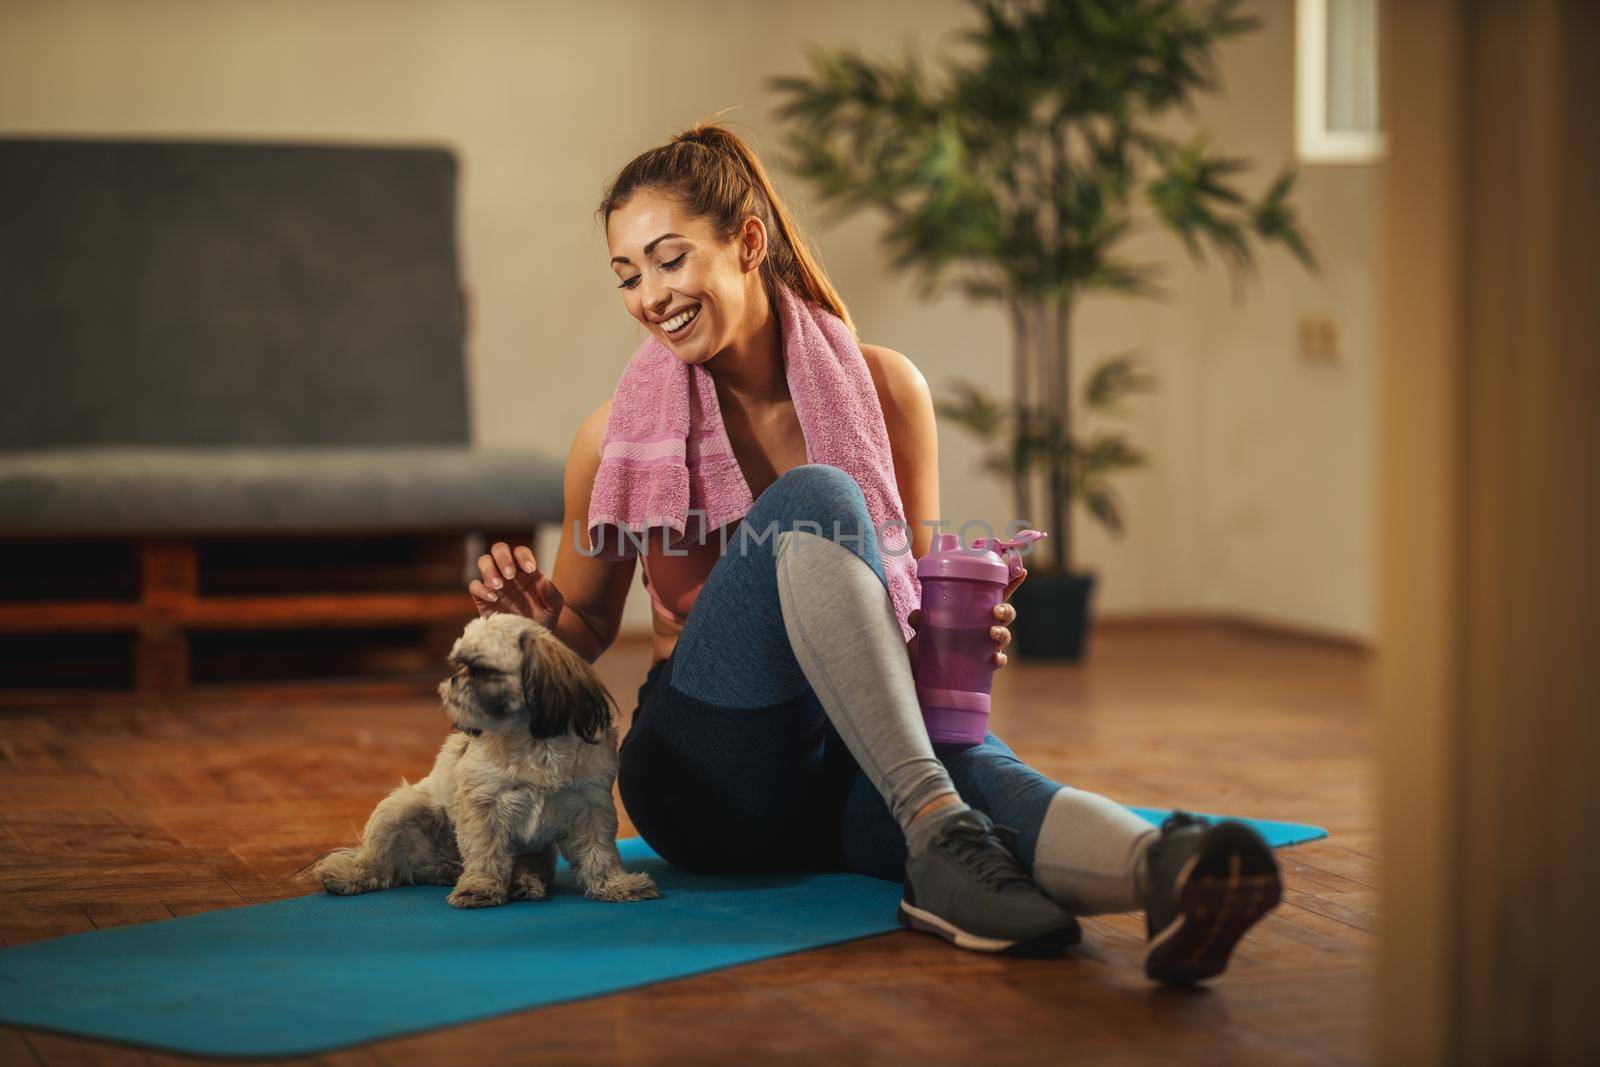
top-left (519, 626), bottom-right (616, 744)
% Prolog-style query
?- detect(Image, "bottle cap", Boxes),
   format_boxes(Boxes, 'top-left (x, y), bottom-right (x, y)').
top-left (972, 530), bottom-right (1048, 583)
top-left (916, 530), bottom-right (1047, 584)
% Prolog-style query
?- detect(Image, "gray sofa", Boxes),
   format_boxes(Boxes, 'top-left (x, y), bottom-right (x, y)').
top-left (0, 138), bottom-right (565, 694)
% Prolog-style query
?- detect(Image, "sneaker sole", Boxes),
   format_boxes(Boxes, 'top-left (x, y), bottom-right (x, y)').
top-left (1145, 823), bottom-right (1281, 985)
top-left (897, 900), bottom-right (1081, 957)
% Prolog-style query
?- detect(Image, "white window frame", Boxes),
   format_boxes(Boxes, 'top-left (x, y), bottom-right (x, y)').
top-left (1295, 0), bottom-right (1387, 164)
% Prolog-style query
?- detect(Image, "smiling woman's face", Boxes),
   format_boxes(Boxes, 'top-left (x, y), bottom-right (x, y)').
top-left (607, 188), bottom-right (765, 366)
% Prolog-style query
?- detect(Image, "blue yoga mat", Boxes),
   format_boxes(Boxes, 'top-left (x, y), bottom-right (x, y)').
top-left (0, 809), bottom-right (1325, 1058)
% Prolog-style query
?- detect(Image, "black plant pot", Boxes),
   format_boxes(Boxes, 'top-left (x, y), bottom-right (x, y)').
top-left (1009, 570), bottom-right (1097, 662)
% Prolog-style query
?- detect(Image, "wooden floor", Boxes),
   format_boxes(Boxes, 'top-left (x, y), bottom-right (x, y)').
top-left (0, 624), bottom-right (1376, 1066)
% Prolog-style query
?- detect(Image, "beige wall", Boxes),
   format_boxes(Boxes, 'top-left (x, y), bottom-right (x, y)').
top-left (0, 0), bottom-right (1376, 642)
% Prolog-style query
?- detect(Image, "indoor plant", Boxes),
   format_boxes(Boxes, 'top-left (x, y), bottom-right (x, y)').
top-left (768, 0), bottom-right (1316, 660)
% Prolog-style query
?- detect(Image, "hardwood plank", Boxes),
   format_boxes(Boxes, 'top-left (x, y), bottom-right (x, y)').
top-left (0, 902), bottom-right (95, 947)
top-left (0, 1029), bottom-right (41, 1066)
top-left (82, 901), bottom-right (175, 930)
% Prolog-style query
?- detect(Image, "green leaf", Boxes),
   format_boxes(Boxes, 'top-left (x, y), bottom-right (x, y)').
top-left (1080, 434), bottom-right (1147, 472)
top-left (1251, 166), bottom-right (1320, 273)
top-left (934, 378), bottom-right (1007, 440)
top-left (1082, 485), bottom-right (1126, 536)
top-left (1084, 352), bottom-right (1159, 411)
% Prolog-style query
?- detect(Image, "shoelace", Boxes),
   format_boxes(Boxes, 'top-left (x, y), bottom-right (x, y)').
top-left (937, 819), bottom-right (1031, 892)
top-left (1160, 810), bottom-right (1205, 835)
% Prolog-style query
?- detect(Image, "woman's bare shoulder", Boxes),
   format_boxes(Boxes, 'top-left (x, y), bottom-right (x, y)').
top-left (858, 342), bottom-right (932, 414)
top-left (571, 399), bottom-right (612, 466)
top-left (562, 400), bottom-right (613, 510)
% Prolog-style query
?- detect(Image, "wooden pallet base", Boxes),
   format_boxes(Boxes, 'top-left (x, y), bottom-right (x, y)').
top-left (0, 530), bottom-right (537, 698)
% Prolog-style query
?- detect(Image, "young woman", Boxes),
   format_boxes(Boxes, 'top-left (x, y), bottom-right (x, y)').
top-left (468, 124), bottom-right (1280, 982)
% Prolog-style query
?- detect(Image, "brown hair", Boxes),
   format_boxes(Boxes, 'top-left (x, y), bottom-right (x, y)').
top-left (597, 120), bottom-right (857, 337)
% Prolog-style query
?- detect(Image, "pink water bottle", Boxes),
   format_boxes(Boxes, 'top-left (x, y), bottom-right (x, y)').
top-left (913, 529), bottom-right (1047, 745)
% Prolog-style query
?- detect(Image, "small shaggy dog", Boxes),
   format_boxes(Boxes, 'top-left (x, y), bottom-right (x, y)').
top-left (314, 614), bottom-right (659, 907)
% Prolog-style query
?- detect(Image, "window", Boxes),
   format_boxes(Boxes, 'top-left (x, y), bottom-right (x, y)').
top-left (1296, 0), bottom-right (1386, 164)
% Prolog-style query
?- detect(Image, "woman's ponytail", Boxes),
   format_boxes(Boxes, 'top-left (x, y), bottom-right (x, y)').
top-left (597, 121), bottom-right (857, 337)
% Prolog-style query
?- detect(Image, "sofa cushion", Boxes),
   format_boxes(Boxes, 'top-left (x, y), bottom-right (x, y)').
top-left (0, 139), bottom-right (468, 449)
top-left (0, 448), bottom-right (566, 536)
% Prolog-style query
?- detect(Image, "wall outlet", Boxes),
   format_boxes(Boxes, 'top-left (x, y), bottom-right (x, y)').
top-left (1298, 315), bottom-right (1340, 363)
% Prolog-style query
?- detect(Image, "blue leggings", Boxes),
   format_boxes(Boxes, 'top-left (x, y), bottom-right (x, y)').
top-left (616, 464), bottom-right (1066, 882)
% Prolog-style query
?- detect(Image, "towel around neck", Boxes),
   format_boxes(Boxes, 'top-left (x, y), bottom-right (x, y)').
top-left (586, 280), bottom-right (922, 641)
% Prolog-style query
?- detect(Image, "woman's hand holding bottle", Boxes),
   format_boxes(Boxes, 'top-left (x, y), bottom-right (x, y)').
top-left (906, 566), bottom-right (1025, 674)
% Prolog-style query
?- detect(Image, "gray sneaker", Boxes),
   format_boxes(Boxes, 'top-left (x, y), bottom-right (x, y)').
top-left (897, 809), bottom-right (1081, 957)
top-left (1142, 811), bottom-right (1282, 984)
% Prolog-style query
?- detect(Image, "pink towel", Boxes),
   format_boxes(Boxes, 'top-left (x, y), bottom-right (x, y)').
top-left (587, 280), bottom-right (921, 641)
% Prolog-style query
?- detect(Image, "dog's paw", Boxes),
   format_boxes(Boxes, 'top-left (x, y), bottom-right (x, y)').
top-left (509, 872), bottom-right (549, 902)
top-left (448, 878), bottom-right (509, 909)
top-left (587, 870), bottom-right (661, 903)
top-left (315, 850), bottom-right (380, 896)
top-left (414, 858), bottom-right (464, 887)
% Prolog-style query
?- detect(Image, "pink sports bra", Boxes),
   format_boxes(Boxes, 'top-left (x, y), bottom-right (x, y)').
top-left (639, 526), bottom-right (731, 627)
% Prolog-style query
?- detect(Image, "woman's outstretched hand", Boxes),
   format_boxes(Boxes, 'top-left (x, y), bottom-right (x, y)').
top-left (905, 566), bottom-right (1026, 673)
top-left (469, 541), bottom-right (565, 629)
